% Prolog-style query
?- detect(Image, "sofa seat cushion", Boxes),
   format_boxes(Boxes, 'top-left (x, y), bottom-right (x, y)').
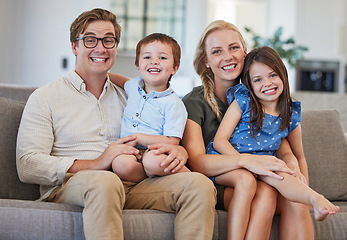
top-left (0, 199), bottom-right (222, 240)
top-left (301, 110), bottom-right (347, 201)
top-left (0, 199), bottom-right (84, 240)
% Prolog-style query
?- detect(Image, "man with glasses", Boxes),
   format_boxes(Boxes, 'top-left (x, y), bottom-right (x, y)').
top-left (16, 8), bottom-right (216, 240)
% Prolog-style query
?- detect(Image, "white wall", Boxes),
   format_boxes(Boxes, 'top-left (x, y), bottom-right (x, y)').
top-left (0, 0), bottom-right (112, 87)
top-left (0, 0), bottom-right (17, 85)
top-left (0, 0), bottom-right (346, 93)
top-left (296, 0), bottom-right (346, 92)
top-left (110, 0), bottom-right (209, 96)
top-left (297, 0), bottom-right (342, 59)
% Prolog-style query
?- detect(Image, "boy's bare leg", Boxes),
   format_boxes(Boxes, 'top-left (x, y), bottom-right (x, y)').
top-left (142, 150), bottom-right (190, 177)
top-left (112, 154), bottom-right (147, 182)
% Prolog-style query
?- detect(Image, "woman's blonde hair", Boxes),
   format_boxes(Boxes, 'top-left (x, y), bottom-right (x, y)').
top-left (193, 20), bottom-right (246, 121)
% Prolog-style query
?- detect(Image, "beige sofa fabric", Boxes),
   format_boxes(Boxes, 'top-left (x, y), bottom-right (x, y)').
top-left (301, 110), bottom-right (347, 200)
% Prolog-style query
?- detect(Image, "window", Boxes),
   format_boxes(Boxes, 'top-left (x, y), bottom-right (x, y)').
top-left (111, 0), bottom-right (186, 52)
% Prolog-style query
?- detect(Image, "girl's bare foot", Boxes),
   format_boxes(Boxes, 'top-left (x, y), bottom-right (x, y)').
top-left (312, 194), bottom-right (339, 221)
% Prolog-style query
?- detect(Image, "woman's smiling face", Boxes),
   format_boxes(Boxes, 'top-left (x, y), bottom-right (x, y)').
top-left (204, 29), bottom-right (247, 85)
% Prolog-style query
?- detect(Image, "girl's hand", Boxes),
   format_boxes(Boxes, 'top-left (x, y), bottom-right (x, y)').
top-left (147, 143), bottom-right (188, 173)
top-left (286, 162), bottom-right (308, 185)
top-left (292, 169), bottom-right (308, 185)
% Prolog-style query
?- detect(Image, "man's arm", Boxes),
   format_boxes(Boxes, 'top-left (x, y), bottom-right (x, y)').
top-left (16, 89), bottom-right (138, 186)
top-left (67, 135), bottom-right (139, 173)
top-left (16, 91), bottom-right (74, 186)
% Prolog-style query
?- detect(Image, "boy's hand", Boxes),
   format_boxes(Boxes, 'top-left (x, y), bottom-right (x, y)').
top-left (117, 134), bottom-right (138, 147)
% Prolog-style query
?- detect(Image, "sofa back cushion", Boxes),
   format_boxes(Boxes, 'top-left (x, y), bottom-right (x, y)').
top-left (0, 97), bottom-right (40, 200)
top-left (301, 110), bottom-right (347, 201)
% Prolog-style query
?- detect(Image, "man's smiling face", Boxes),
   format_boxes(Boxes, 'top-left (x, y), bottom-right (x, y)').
top-left (72, 20), bottom-right (117, 80)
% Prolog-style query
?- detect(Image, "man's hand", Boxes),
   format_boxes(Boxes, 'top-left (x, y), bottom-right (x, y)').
top-left (148, 143), bottom-right (188, 173)
top-left (91, 135), bottom-right (139, 171)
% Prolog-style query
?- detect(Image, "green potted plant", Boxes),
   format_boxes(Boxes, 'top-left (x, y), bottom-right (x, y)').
top-left (244, 26), bottom-right (308, 68)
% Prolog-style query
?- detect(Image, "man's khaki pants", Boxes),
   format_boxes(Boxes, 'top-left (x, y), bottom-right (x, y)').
top-left (49, 170), bottom-right (216, 240)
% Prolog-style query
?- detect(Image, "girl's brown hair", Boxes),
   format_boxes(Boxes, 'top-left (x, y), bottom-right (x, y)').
top-left (242, 46), bottom-right (293, 138)
top-left (193, 20), bottom-right (246, 121)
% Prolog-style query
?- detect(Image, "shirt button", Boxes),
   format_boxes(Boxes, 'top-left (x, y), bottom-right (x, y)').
top-left (132, 124), bottom-right (136, 127)
top-left (143, 96), bottom-right (146, 99)
top-left (135, 113), bottom-right (139, 117)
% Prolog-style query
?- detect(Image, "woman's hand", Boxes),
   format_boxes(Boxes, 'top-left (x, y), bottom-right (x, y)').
top-left (243, 154), bottom-right (294, 180)
top-left (147, 143), bottom-right (188, 173)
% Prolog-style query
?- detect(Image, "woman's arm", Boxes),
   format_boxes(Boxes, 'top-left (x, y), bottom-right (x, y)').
top-left (213, 101), bottom-right (242, 155)
top-left (108, 72), bottom-right (129, 89)
top-left (182, 119), bottom-right (292, 179)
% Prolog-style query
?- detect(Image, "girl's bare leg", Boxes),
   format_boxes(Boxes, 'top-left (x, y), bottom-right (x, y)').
top-left (245, 181), bottom-right (278, 240)
top-left (217, 169), bottom-right (257, 240)
top-left (276, 195), bottom-right (314, 240)
top-left (260, 172), bottom-right (339, 221)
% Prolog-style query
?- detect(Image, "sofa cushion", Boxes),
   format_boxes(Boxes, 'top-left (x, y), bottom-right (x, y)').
top-left (0, 83), bottom-right (36, 103)
top-left (301, 110), bottom-right (347, 201)
top-left (0, 97), bottom-right (40, 200)
top-left (0, 199), bottom-right (84, 240)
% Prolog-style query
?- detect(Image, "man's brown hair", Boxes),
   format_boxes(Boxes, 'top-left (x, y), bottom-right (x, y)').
top-left (70, 8), bottom-right (121, 46)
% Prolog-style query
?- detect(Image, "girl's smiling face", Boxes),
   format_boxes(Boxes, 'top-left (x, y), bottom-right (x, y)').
top-left (249, 61), bottom-right (284, 106)
top-left (204, 29), bottom-right (247, 86)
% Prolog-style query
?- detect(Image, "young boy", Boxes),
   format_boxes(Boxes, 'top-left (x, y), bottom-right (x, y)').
top-left (111, 33), bottom-right (190, 182)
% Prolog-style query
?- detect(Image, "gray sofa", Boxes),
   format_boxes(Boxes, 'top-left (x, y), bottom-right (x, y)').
top-left (0, 85), bottom-right (347, 239)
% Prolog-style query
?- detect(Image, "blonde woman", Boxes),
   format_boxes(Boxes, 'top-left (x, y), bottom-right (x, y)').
top-left (182, 20), bottom-right (315, 240)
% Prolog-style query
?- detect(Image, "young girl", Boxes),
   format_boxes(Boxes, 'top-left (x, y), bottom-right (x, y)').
top-left (206, 46), bottom-right (339, 239)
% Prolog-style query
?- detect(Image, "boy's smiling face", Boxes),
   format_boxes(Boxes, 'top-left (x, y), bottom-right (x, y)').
top-left (137, 41), bottom-right (179, 92)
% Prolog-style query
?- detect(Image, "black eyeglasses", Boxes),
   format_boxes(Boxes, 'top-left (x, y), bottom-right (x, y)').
top-left (76, 36), bottom-right (118, 49)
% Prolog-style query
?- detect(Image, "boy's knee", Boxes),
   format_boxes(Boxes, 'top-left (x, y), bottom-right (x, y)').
top-left (142, 151), bottom-right (166, 176)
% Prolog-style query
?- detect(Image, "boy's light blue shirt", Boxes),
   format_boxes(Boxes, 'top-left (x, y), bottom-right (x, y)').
top-left (120, 77), bottom-right (187, 146)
